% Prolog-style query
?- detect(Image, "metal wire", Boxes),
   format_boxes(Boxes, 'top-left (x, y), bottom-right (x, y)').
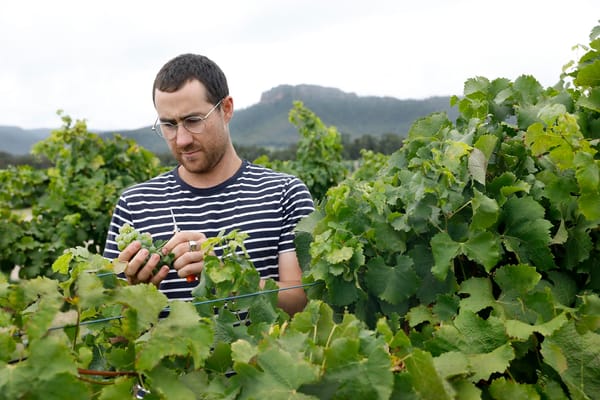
top-left (46, 281), bottom-right (321, 332)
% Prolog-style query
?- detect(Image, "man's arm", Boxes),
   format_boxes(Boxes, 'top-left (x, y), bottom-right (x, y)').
top-left (261, 251), bottom-right (307, 316)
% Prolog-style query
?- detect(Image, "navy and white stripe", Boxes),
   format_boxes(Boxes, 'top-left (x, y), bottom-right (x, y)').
top-left (103, 160), bottom-right (314, 301)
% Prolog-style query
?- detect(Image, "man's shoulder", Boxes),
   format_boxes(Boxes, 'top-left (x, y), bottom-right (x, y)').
top-left (121, 168), bottom-right (177, 195)
top-left (243, 162), bottom-right (298, 181)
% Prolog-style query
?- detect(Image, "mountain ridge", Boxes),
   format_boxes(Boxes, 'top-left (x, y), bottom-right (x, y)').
top-left (0, 84), bottom-right (457, 155)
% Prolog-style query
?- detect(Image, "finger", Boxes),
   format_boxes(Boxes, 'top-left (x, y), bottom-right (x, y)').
top-left (134, 253), bottom-right (161, 283)
top-left (161, 231), bottom-right (188, 256)
top-left (162, 232), bottom-right (207, 256)
top-left (172, 247), bottom-right (204, 270)
top-left (172, 248), bottom-right (204, 282)
top-left (123, 245), bottom-right (148, 281)
top-left (177, 261), bottom-right (204, 281)
top-left (118, 240), bottom-right (141, 263)
top-left (150, 265), bottom-right (170, 286)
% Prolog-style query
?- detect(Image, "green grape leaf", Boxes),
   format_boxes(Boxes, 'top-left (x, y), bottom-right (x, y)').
top-left (326, 246), bottom-right (354, 264)
top-left (31, 372), bottom-right (91, 400)
top-left (290, 300), bottom-right (336, 346)
top-left (546, 271), bottom-right (578, 307)
top-left (541, 320), bottom-right (600, 399)
top-left (27, 336), bottom-right (79, 381)
top-left (407, 304), bottom-right (436, 328)
top-left (551, 219), bottom-right (569, 245)
top-left (433, 311), bottom-right (508, 355)
top-left (431, 232), bottom-right (460, 280)
top-left (320, 336), bottom-right (394, 400)
top-left (468, 343), bottom-right (515, 382)
top-left (504, 313), bottom-right (568, 341)
top-left (488, 377), bottom-right (541, 399)
top-left (328, 276), bottom-right (359, 306)
top-left (407, 112), bottom-right (451, 139)
top-left (444, 140), bottom-right (471, 171)
top-left (75, 272), bottom-right (107, 310)
top-left (458, 277), bottom-right (496, 313)
top-left (136, 301), bottom-right (213, 371)
top-left (577, 87), bottom-right (600, 112)
top-left (0, 329), bottom-right (16, 363)
top-left (453, 311), bottom-right (508, 354)
top-left (114, 284), bottom-right (168, 339)
top-left (578, 191), bottom-right (600, 220)
top-left (474, 134), bottom-right (499, 160)
top-left (234, 345), bottom-right (319, 400)
top-left (231, 340), bottom-right (257, 365)
top-left (23, 295), bottom-right (63, 341)
top-left (98, 377), bottom-right (138, 400)
top-left (471, 189), bottom-right (499, 230)
top-left (146, 364), bottom-right (197, 400)
top-left (493, 264), bottom-right (546, 322)
top-left (204, 342), bottom-right (233, 373)
top-left (574, 58), bottom-right (600, 88)
top-left (405, 349), bottom-right (453, 400)
top-left (432, 294), bottom-right (460, 322)
top-left (20, 278), bottom-right (63, 340)
top-left (538, 170), bottom-right (578, 210)
top-left (574, 152), bottom-right (599, 191)
top-left (51, 252), bottom-right (73, 274)
top-left (494, 264), bottom-right (540, 296)
top-left (576, 294), bottom-right (600, 333)
top-left (451, 379), bottom-right (482, 400)
top-left (433, 351), bottom-right (470, 379)
top-left (461, 231), bottom-right (502, 272)
top-left (468, 147), bottom-right (487, 185)
top-left (500, 196), bottom-right (554, 270)
top-left (365, 255), bottom-right (419, 305)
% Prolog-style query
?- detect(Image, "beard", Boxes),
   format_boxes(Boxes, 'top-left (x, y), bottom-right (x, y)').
top-left (174, 140), bottom-right (227, 174)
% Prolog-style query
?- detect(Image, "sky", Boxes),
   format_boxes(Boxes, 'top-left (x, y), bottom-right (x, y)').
top-left (1, 0), bottom-right (598, 131)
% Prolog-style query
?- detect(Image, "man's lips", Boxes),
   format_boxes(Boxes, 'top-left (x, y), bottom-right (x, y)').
top-left (180, 148), bottom-right (201, 157)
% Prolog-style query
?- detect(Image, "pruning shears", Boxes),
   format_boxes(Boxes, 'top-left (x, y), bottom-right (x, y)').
top-left (170, 208), bottom-right (180, 234)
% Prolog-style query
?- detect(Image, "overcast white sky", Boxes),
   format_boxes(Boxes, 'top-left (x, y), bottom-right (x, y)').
top-left (1, 0), bottom-right (598, 131)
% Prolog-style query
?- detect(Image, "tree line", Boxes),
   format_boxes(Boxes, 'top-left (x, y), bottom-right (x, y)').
top-left (0, 132), bottom-right (404, 169)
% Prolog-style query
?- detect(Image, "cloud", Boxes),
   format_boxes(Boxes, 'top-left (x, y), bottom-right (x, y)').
top-left (0, 0), bottom-right (598, 130)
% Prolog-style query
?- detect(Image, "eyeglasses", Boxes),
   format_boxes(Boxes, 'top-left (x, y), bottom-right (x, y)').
top-left (152, 99), bottom-right (223, 139)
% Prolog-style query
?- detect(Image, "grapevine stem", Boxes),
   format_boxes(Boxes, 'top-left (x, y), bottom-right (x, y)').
top-left (77, 368), bottom-right (138, 385)
top-left (77, 376), bottom-right (114, 385)
top-left (72, 308), bottom-right (81, 351)
top-left (447, 199), bottom-right (472, 221)
top-left (78, 368), bottom-right (138, 377)
top-left (320, 325), bottom-right (338, 373)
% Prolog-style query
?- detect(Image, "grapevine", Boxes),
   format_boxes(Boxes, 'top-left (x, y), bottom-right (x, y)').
top-left (1, 21), bottom-right (599, 400)
top-left (115, 223), bottom-right (176, 276)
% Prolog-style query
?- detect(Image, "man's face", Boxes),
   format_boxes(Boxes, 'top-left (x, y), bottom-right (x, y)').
top-left (154, 79), bottom-right (231, 174)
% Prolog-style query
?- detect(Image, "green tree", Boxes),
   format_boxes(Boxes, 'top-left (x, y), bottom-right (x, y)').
top-left (255, 101), bottom-right (347, 201)
top-left (0, 112), bottom-right (164, 277)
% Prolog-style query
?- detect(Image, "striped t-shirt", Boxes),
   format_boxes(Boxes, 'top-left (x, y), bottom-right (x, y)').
top-left (102, 160), bottom-right (315, 301)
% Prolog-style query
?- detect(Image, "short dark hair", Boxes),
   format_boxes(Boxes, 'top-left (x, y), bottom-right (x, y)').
top-left (152, 54), bottom-right (229, 105)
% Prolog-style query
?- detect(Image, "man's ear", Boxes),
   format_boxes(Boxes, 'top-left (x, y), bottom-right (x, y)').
top-left (221, 95), bottom-right (234, 123)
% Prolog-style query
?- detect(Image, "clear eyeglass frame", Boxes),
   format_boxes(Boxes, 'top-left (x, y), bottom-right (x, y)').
top-left (152, 98), bottom-right (223, 139)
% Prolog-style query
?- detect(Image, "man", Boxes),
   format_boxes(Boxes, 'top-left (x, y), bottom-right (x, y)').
top-left (102, 54), bottom-right (314, 316)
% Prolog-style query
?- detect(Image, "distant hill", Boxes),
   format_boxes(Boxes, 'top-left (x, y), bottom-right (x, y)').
top-left (232, 85), bottom-right (456, 147)
top-left (0, 85), bottom-right (457, 155)
top-left (0, 126), bottom-right (52, 155)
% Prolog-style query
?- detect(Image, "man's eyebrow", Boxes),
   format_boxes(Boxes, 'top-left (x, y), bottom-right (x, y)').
top-left (158, 112), bottom-right (200, 123)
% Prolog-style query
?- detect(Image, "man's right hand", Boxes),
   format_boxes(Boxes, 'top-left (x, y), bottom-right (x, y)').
top-left (118, 240), bottom-right (170, 285)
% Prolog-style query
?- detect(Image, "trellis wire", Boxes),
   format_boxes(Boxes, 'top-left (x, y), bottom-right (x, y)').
top-left (47, 281), bottom-right (321, 332)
